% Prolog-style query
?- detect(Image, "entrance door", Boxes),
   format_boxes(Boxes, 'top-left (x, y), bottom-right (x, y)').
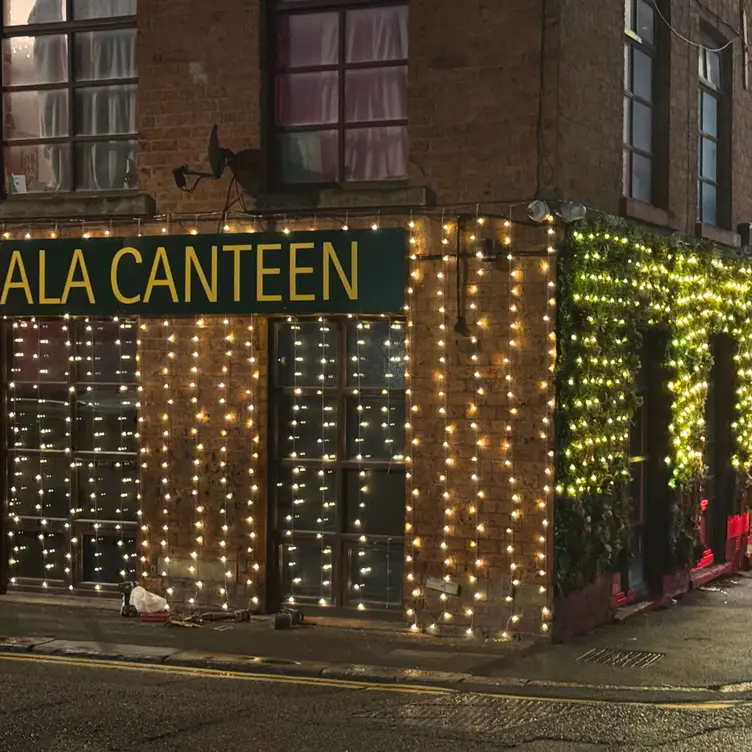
top-left (268, 317), bottom-right (406, 613)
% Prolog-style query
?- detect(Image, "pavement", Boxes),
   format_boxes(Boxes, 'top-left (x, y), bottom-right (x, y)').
top-left (3, 572), bottom-right (752, 705)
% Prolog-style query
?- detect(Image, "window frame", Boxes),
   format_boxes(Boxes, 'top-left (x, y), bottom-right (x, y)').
top-left (697, 40), bottom-right (728, 228)
top-left (623, 0), bottom-right (658, 205)
top-left (268, 315), bottom-right (406, 613)
top-left (1, 316), bottom-right (140, 594)
top-left (268, 0), bottom-right (409, 189)
top-left (1, 0), bottom-right (138, 197)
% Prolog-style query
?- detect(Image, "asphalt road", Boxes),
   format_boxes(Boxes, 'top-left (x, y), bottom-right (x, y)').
top-left (2, 655), bottom-right (752, 751)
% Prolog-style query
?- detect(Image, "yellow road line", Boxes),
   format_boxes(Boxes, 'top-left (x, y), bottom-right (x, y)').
top-left (0, 652), bottom-right (746, 711)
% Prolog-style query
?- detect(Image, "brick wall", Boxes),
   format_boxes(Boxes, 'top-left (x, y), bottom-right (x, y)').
top-left (407, 218), bottom-right (554, 638)
top-left (555, 0), bottom-right (752, 235)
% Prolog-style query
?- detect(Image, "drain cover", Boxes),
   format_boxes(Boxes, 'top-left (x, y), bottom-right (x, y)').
top-left (576, 647), bottom-right (664, 668)
top-left (355, 695), bottom-right (575, 734)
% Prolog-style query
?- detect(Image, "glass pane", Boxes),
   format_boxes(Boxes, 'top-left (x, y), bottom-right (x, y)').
top-left (6, 0), bottom-right (65, 25)
top-left (345, 67), bottom-right (407, 123)
top-left (11, 319), bottom-right (70, 382)
top-left (700, 180), bottom-right (717, 225)
top-left (631, 152), bottom-right (651, 203)
top-left (277, 393), bottom-right (338, 460)
top-left (623, 96), bottom-right (631, 143)
top-left (10, 385), bottom-right (69, 450)
top-left (631, 100), bottom-right (651, 152)
top-left (346, 542), bottom-right (403, 607)
top-left (701, 91), bottom-right (718, 136)
top-left (344, 126), bottom-right (407, 181)
top-left (74, 29), bottom-right (137, 81)
top-left (275, 72), bottom-right (338, 126)
top-left (4, 143), bottom-right (72, 194)
top-left (622, 149), bottom-right (630, 196)
top-left (276, 320), bottom-right (340, 388)
top-left (701, 136), bottom-right (717, 181)
top-left (74, 139), bottom-right (138, 191)
top-left (76, 457), bottom-right (139, 521)
top-left (346, 393), bottom-right (406, 461)
top-left (624, 44), bottom-right (631, 89)
top-left (3, 36), bottom-right (67, 85)
top-left (75, 319), bottom-right (138, 382)
top-left (632, 48), bottom-right (652, 102)
top-left (346, 6), bottom-right (408, 63)
top-left (636, 0), bottom-right (654, 44)
top-left (706, 49), bottom-right (721, 88)
top-left (9, 452), bottom-right (71, 519)
top-left (347, 319), bottom-right (406, 388)
top-left (276, 12), bottom-right (339, 68)
top-left (75, 387), bottom-right (138, 453)
top-left (73, 0), bottom-right (136, 19)
top-left (3, 89), bottom-right (69, 139)
top-left (277, 131), bottom-right (338, 184)
top-left (74, 85), bottom-right (137, 135)
top-left (82, 535), bottom-right (137, 583)
top-left (275, 464), bottom-right (336, 532)
top-left (9, 531), bottom-right (66, 582)
top-left (345, 469), bottom-right (405, 536)
top-left (281, 538), bottom-right (333, 603)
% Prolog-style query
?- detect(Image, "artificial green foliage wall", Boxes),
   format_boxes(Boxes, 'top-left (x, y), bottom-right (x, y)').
top-left (556, 216), bottom-right (752, 596)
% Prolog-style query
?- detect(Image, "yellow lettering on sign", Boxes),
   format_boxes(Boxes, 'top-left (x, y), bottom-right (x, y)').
top-left (185, 245), bottom-right (218, 303)
top-left (39, 250), bottom-right (61, 304)
top-left (144, 247), bottom-right (178, 303)
top-left (323, 241), bottom-right (358, 301)
top-left (256, 243), bottom-right (282, 302)
top-left (61, 249), bottom-right (95, 304)
top-left (111, 247), bottom-right (142, 304)
top-left (0, 250), bottom-right (33, 305)
top-left (289, 242), bottom-right (315, 302)
top-left (222, 244), bottom-right (252, 302)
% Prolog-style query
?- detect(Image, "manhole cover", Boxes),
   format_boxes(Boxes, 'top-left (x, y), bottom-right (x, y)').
top-left (576, 647), bottom-right (664, 668)
top-left (355, 695), bottom-right (575, 734)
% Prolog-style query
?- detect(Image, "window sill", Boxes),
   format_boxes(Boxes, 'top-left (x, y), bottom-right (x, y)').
top-left (620, 198), bottom-right (681, 231)
top-left (0, 192), bottom-right (155, 221)
top-left (695, 222), bottom-right (741, 249)
top-left (248, 183), bottom-right (436, 213)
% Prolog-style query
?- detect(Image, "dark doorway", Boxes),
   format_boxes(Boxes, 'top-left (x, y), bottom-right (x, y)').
top-left (623, 328), bottom-right (672, 598)
top-left (703, 333), bottom-right (738, 564)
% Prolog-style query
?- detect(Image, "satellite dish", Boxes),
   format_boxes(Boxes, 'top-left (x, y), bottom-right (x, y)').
top-left (173, 125), bottom-right (261, 194)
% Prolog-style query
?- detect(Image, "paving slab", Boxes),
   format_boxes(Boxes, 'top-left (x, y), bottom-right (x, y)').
top-left (33, 639), bottom-right (180, 663)
top-left (166, 649), bottom-right (328, 677)
top-left (0, 635), bottom-right (54, 653)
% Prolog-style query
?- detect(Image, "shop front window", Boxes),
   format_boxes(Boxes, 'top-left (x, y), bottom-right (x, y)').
top-left (271, 316), bottom-right (406, 610)
top-left (3, 316), bottom-right (139, 591)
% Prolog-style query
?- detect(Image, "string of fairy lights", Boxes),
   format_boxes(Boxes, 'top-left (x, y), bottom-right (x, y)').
top-left (0, 212), bottom-right (557, 638)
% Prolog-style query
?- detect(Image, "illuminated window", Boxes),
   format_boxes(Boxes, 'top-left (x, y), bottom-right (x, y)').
top-left (3, 317), bottom-right (139, 590)
top-left (2, 0), bottom-right (137, 194)
top-left (271, 317), bottom-right (406, 610)
top-left (271, 1), bottom-right (408, 185)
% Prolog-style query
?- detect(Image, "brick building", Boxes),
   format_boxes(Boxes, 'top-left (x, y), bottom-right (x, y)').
top-left (1, 0), bottom-right (751, 641)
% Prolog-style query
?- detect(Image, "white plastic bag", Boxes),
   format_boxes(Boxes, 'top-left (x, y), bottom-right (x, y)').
top-left (129, 585), bottom-right (168, 614)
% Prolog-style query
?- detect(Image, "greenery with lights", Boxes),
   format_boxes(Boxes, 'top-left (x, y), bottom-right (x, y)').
top-left (555, 215), bottom-right (752, 596)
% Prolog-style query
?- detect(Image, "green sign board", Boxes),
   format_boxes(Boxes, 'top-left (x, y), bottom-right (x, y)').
top-left (0, 228), bottom-right (407, 316)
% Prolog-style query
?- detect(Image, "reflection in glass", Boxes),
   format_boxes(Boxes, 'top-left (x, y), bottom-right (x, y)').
top-left (11, 319), bottom-right (70, 382)
top-left (346, 543), bottom-right (402, 607)
top-left (77, 457), bottom-right (138, 520)
top-left (82, 535), bottom-right (136, 583)
top-left (10, 385), bottom-right (69, 450)
top-left (76, 388), bottom-right (138, 454)
top-left (3, 89), bottom-right (69, 140)
top-left (278, 394), bottom-right (337, 460)
top-left (5, 0), bottom-right (65, 26)
top-left (346, 394), bottom-right (406, 461)
top-left (282, 539), bottom-right (333, 603)
top-left (347, 319), bottom-right (406, 388)
top-left (10, 531), bottom-right (66, 581)
top-left (345, 469), bottom-right (405, 536)
top-left (75, 319), bottom-right (138, 382)
top-left (276, 465), bottom-right (336, 532)
top-left (3, 36), bottom-right (67, 85)
top-left (9, 453), bottom-right (71, 519)
top-left (276, 321), bottom-right (339, 387)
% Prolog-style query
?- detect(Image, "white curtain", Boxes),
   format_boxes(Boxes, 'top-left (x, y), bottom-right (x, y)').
top-left (28, 0), bottom-right (136, 191)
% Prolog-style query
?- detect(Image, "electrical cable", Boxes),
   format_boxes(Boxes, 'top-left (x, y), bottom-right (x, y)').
top-left (651, 0), bottom-right (737, 51)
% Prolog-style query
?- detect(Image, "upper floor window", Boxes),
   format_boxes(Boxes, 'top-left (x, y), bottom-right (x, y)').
top-left (2, 0), bottom-right (137, 195)
top-left (698, 43), bottom-right (724, 226)
top-left (623, 0), bottom-right (656, 204)
top-left (272, 2), bottom-right (408, 185)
